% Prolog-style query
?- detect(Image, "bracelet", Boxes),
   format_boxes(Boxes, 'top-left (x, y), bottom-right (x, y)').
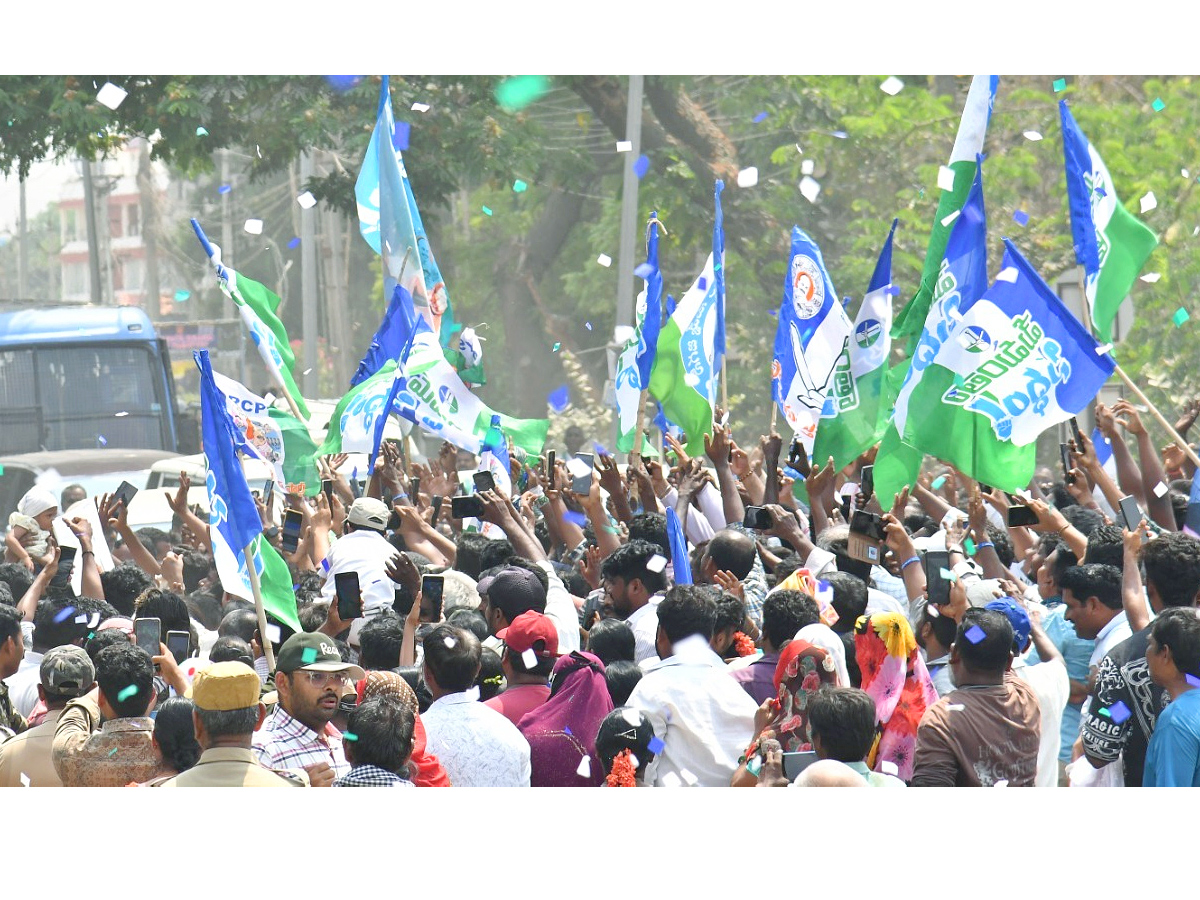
top-left (976, 541), bottom-right (994, 551)
top-left (901, 555), bottom-right (921, 571)
top-left (82, 550), bottom-right (94, 556)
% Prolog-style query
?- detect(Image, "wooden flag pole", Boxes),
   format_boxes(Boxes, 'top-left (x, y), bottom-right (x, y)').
top-left (631, 389), bottom-right (650, 459)
top-left (1113, 365), bottom-right (1200, 468)
top-left (769, 401), bottom-right (778, 433)
top-left (244, 541), bottom-right (277, 673)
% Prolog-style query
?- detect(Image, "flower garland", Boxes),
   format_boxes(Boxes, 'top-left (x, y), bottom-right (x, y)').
top-left (732, 631), bottom-right (757, 657)
top-left (606, 748), bottom-right (637, 787)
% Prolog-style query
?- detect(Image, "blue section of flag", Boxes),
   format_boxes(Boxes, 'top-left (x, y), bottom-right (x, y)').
top-left (1092, 427), bottom-right (1113, 468)
top-left (636, 213), bottom-right (665, 387)
top-left (483, 414), bottom-right (511, 474)
top-left (195, 350), bottom-right (262, 555)
top-left (1060, 101), bottom-right (1102, 277)
top-left (665, 507), bottom-right (692, 585)
top-left (772, 225), bottom-right (841, 409)
top-left (1186, 469), bottom-right (1200, 535)
top-left (867, 219), bottom-right (897, 297)
top-left (712, 181), bottom-right (726, 375)
top-left (368, 294), bottom-right (426, 474)
top-left (352, 283), bottom-right (422, 386)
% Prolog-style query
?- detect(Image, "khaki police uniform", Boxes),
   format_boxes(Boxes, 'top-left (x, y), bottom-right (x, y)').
top-left (159, 747), bottom-right (307, 787)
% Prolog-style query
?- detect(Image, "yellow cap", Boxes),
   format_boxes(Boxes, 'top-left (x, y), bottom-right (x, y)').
top-left (191, 661), bottom-right (262, 712)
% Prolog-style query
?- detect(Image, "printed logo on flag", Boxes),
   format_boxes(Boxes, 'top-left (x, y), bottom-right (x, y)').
top-left (791, 254), bottom-right (826, 319)
top-left (961, 326), bottom-right (995, 353)
top-left (855, 319), bottom-right (883, 349)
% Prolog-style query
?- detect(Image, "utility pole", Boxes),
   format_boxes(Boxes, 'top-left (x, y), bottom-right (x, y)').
top-left (612, 74), bottom-right (644, 448)
top-left (300, 152), bottom-right (319, 397)
top-left (220, 149), bottom-right (233, 319)
top-left (17, 175), bottom-right (27, 299)
top-left (81, 157), bottom-right (102, 304)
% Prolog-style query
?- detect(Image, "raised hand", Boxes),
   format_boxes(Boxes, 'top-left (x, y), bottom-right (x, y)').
top-left (1175, 398), bottom-right (1200, 437)
top-left (1113, 399), bottom-right (1147, 437)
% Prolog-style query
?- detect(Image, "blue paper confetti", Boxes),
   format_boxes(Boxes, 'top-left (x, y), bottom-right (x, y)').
top-left (648, 736), bottom-right (665, 755)
top-left (930, 475), bottom-right (947, 490)
top-left (633, 155), bottom-right (650, 179)
top-left (752, 111), bottom-right (769, 123)
top-left (564, 725), bottom-right (573, 735)
top-left (196, 126), bottom-right (208, 137)
top-left (563, 510), bottom-right (588, 526)
top-left (634, 262), bottom-right (654, 279)
top-left (585, 321), bottom-right (593, 331)
top-left (97, 435), bottom-right (108, 447)
top-left (964, 625), bottom-right (987, 644)
top-left (287, 237), bottom-right (301, 249)
top-left (547, 385), bottom-right (570, 413)
top-left (325, 76), bottom-right (364, 92)
top-left (697, 277), bottom-right (707, 291)
top-left (217, 184), bottom-right (231, 195)
top-left (54, 605), bottom-right (77, 624)
top-left (1187, 673), bottom-right (1200, 689)
top-left (343, 731), bottom-right (358, 741)
top-left (767, 309), bottom-right (777, 317)
top-left (831, 131), bottom-right (848, 139)
top-left (392, 121), bottom-right (410, 151)
top-left (482, 206), bottom-right (493, 216)
top-left (1108, 700), bottom-right (1131, 724)
top-left (1013, 209), bottom-right (1029, 226)
top-left (886, 285), bottom-right (901, 297)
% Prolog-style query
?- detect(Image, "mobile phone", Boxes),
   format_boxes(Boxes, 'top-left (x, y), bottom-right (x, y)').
top-left (165, 630), bottom-right (191, 665)
top-left (1070, 416), bottom-right (1085, 445)
top-left (847, 509), bottom-right (885, 565)
top-left (861, 465), bottom-right (874, 501)
top-left (281, 509), bottom-right (303, 554)
top-left (393, 586), bottom-right (415, 618)
top-left (113, 480), bottom-right (139, 510)
top-left (978, 482), bottom-right (993, 496)
top-left (134, 617), bottom-right (161, 657)
top-left (782, 750), bottom-right (819, 781)
top-left (546, 450), bottom-right (556, 490)
top-left (262, 479), bottom-right (275, 508)
top-left (1007, 505), bottom-right (1040, 527)
top-left (572, 453), bottom-right (594, 495)
top-left (51, 544), bottom-right (77, 587)
top-left (1060, 442), bottom-right (1075, 485)
top-left (581, 592), bottom-right (606, 630)
top-left (410, 477), bottom-right (420, 501)
top-left (451, 495), bottom-right (484, 519)
top-left (430, 495), bottom-right (443, 521)
top-left (421, 574), bottom-right (445, 622)
top-left (335, 571), bottom-right (363, 621)
top-left (924, 551), bottom-right (951, 608)
top-left (473, 471), bottom-right (496, 494)
top-left (322, 479), bottom-right (334, 506)
top-left (743, 506), bottom-right (772, 530)
top-left (1118, 495), bottom-right (1143, 531)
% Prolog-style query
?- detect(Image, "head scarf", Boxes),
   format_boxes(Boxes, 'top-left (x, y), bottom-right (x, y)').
top-left (18, 487), bottom-right (57, 520)
top-left (517, 650), bottom-right (613, 787)
top-left (796, 623), bottom-right (849, 688)
top-left (853, 612), bottom-right (938, 782)
top-left (767, 639), bottom-right (837, 752)
top-left (356, 670), bottom-right (451, 787)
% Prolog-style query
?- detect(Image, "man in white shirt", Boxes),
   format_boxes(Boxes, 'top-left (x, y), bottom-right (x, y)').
top-left (600, 540), bottom-right (668, 665)
top-left (626, 585), bottom-right (758, 787)
top-left (420, 623), bottom-right (531, 787)
top-left (319, 498), bottom-right (402, 645)
top-left (1060, 563), bottom-right (1131, 719)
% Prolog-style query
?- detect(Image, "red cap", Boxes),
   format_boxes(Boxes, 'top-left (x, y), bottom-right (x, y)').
top-left (497, 610), bottom-right (559, 657)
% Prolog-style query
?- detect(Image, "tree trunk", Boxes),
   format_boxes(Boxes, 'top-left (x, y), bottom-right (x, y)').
top-left (136, 142), bottom-right (162, 316)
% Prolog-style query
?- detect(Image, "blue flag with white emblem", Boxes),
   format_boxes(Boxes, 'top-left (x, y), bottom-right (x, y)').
top-left (665, 507), bottom-right (692, 585)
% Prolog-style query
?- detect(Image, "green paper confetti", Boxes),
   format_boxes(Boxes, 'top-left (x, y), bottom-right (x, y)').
top-left (0, 464), bottom-right (5, 475)
top-left (117, 685), bottom-right (138, 702)
top-left (495, 75), bottom-right (551, 112)
top-left (1174, 307), bottom-right (1190, 327)
top-left (1099, 707), bottom-right (1111, 718)
top-left (1152, 97), bottom-right (1165, 112)
top-left (301, 647), bottom-right (318, 664)
top-left (939, 567), bottom-right (957, 582)
top-left (964, 537), bottom-right (976, 556)
top-left (343, 732), bottom-right (358, 742)
top-left (481, 206), bottom-right (493, 216)
top-left (173, 290), bottom-right (190, 302)
top-left (552, 342), bottom-right (561, 352)
top-left (931, 476), bottom-right (947, 490)
top-left (196, 126), bottom-right (208, 137)
top-left (1053, 78), bottom-right (1067, 92)
top-left (513, 179), bottom-right (528, 193)
top-left (108, 748), bottom-right (119, 757)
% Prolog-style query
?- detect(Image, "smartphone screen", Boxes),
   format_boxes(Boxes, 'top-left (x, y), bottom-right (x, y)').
top-left (281, 509), bottom-right (303, 554)
top-left (430, 495), bottom-right (443, 521)
top-left (335, 572), bottom-right (363, 621)
top-left (473, 471), bottom-right (496, 493)
top-left (1007, 505), bottom-right (1040, 527)
top-left (451, 495), bottom-right (484, 519)
top-left (165, 630), bottom-right (190, 665)
top-left (113, 480), bottom-right (139, 510)
top-left (572, 453), bottom-right (594, 495)
top-left (782, 750), bottom-right (819, 781)
top-left (1060, 442), bottom-right (1075, 484)
top-left (861, 465), bottom-right (874, 501)
top-left (51, 544), bottom-right (77, 587)
top-left (410, 477), bottom-right (420, 501)
top-left (1070, 415), bottom-right (1085, 444)
top-left (924, 551), bottom-right (951, 608)
top-left (421, 574), bottom-right (445, 622)
top-left (742, 506), bottom-right (771, 530)
top-left (134, 617), bottom-right (161, 657)
top-left (1118, 495), bottom-right (1143, 531)
top-left (322, 479), bottom-right (334, 507)
top-left (262, 479), bottom-right (275, 507)
top-left (546, 450), bottom-right (556, 490)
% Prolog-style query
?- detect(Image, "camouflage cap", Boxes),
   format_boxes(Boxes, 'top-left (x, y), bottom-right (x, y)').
top-left (40, 645), bottom-right (95, 698)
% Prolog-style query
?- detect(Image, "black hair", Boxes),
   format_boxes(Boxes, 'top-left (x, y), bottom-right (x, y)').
top-left (586, 618), bottom-right (636, 665)
top-left (0, 561), bottom-right (34, 601)
top-left (218, 608), bottom-right (260, 644)
top-left (134, 588), bottom-right (192, 633)
top-left (604, 661), bottom-right (645, 709)
top-left (99, 563), bottom-right (154, 618)
top-left (1061, 505), bottom-right (1103, 538)
top-left (1083, 524), bottom-right (1125, 571)
top-left (185, 588), bottom-right (224, 633)
top-left (447, 607), bottom-right (490, 643)
top-left (297, 600), bottom-right (330, 634)
top-left (1141, 532), bottom-right (1200, 609)
top-left (656, 584), bottom-right (717, 644)
top-left (627, 513), bottom-right (669, 556)
top-left (921, 604), bottom-right (958, 650)
top-left (209, 636), bottom-right (255, 668)
top-left (808, 687), bottom-right (877, 763)
top-left (181, 551), bottom-right (212, 594)
top-left (153, 696), bottom-right (201, 773)
top-left (0, 581), bottom-right (13, 607)
top-left (599, 539), bottom-right (668, 595)
top-left (357, 612), bottom-right (405, 671)
top-left (762, 590), bottom-right (820, 648)
top-left (954, 608), bottom-right (1014, 674)
top-left (595, 706), bottom-right (655, 776)
top-left (422, 624), bottom-right (481, 693)
top-left (1060, 564), bottom-right (1123, 611)
top-left (903, 513), bottom-right (938, 539)
top-left (476, 647), bottom-right (505, 701)
top-left (454, 533), bottom-right (513, 580)
top-left (713, 592), bottom-right (745, 634)
top-left (770, 553), bottom-right (804, 587)
top-left (1046, 544), bottom-right (1079, 587)
top-left (135, 527), bottom-right (172, 554)
top-left (396, 666), bottom-right (434, 713)
top-left (558, 567), bottom-right (591, 600)
top-left (841, 632), bottom-right (861, 687)
top-left (1171, 491), bottom-right (1189, 531)
top-left (32, 597), bottom-right (92, 652)
top-left (705, 529), bottom-right (756, 580)
top-left (0, 603), bottom-right (20, 651)
top-left (85, 627), bottom-right (132, 664)
top-left (344, 696), bottom-right (415, 775)
top-left (95, 643), bottom-right (155, 718)
top-left (1049, 483), bottom-right (1078, 510)
top-left (1151, 608), bottom-right (1200, 678)
top-left (984, 522), bottom-right (1015, 569)
top-left (822, 572), bottom-right (868, 635)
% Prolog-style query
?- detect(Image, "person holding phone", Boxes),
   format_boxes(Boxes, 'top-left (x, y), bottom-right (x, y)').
top-left (318, 498), bottom-right (402, 647)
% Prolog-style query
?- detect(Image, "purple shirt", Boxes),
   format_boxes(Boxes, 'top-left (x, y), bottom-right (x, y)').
top-left (729, 652), bottom-right (780, 706)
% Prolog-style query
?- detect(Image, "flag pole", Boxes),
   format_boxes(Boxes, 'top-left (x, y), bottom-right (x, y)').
top-left (244, 542), bottom-right (277, 673)
top-left (631, 389), bottom-right (650, 459)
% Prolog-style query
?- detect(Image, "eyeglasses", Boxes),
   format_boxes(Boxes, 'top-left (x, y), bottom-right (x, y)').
top-left (299, 670), bottom-right (352, 688)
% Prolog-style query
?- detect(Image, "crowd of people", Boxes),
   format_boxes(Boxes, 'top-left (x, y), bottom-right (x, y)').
top-left (3, 395), bottom-right (1200, 789)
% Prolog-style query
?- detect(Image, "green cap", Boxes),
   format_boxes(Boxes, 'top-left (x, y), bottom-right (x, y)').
top-left (274, 633), bottom-right (364, 680)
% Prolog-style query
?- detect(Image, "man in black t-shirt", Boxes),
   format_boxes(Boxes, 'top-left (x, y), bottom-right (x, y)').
top-left (1081, 531), bottom-right (1200, 786)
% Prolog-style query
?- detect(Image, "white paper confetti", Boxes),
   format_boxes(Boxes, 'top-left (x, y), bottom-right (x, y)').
top-left (801, 158), bottom-right (815, 176)
top-left (521, 648), bottom-right (538, 669)
top-left (88, 612), bottom-right (101, 628)
top-left (1184, 169), bottom-right (1191, 179)
top-left (616, 141), bottom-right (632, 152)
top-left (995, 266), bottom-right (1019, 283)
top-left (621, 707), bottom-right (642, 727)
top-left (1022, 130), bottom-right (1043, 142)
top-left (263, 392), bottom-right (276, 404)
top-left (576, 755), bottom-right (591, 778)
top-left (19, 772), bottom-right (30, 787)
top-left (646, 554), bottom-right (668, 574)
top-left (880, 76), bottom-right (904, 96)
top-left (994, 779), bottom-right (1009, 788)
top-left (1096, 343), bottom-right (1114, 356)
top-left (1140, 191), bottom-right (1157, 213)
top-left (947, 703), bottom-right (965, 711)
top-left (736, 167), bottom-right (758, 188)
top-left (799, 176), bottom-right (821, 203)
top-left (264, 623), bottom-right (281, 644)
top-left (683, 372), bottom-right (701, 387)
top-left (1154, 481), bottom-right (1169, 497)
top-left (628, 753), bottom-right (639, 770)
top-left (926, 604), bottom-right (941, 618)
top-left (1140, 272), bottom-right (1161, 283)
top-left (97, 82), bottom-right (128, 110)
top-left (565, 457), bottom-right (591, 479)
top-left (244, 218), bottom-right (264, 235)
top-left (937, 165), bottom-right (956, 192)
top-left (661, 771), bottom-right (682, 787)
top-left (596, 254), bottom-right (612, 267)
top-left (303, 368), bottom-right (313, 376)
top-left (880, 760), bottom-right (899, 776)
top-left (443, 636), bottom-right (457, 648)
top-left (297, 191), bottom-right (317, 209)
top-left (411, 102), bottom-right (430, 112)
top-left (940, 209), bottom-right (960, 227)
top-left (74, 614), bottom-right (88, 624)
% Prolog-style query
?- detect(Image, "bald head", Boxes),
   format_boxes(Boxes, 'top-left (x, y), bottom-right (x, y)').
top-left (702, 529), bottom-right (756, 582)
top-left (793, 759), bottom-right (870, 788)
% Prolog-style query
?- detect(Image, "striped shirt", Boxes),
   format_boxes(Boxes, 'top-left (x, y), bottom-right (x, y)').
top-left (252, 706), bottom-right (350, 778)
top-left (333, 764), bottom-right (414, 787)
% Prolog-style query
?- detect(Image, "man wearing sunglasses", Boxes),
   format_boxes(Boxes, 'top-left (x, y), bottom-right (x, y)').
top-left (252, 633), bottom-right (364, 786)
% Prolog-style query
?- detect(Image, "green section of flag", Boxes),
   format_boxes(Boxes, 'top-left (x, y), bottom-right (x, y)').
top-left (256, 535), bottom-right (301, 633)
top-left (813, 365), bottom-right (886, 473)
top-left (224, 270), bottom-right (310, 420)
top-left (648, 315), bottom-right (715, 457)
top-left (268, 408), bottom-right (320, 496)
top-left (1090, 203), bottom-right (1158, 342)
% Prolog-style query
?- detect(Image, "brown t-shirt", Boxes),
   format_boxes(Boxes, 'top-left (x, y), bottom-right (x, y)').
top-left (911, 674), bottom-right (1041, 787)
